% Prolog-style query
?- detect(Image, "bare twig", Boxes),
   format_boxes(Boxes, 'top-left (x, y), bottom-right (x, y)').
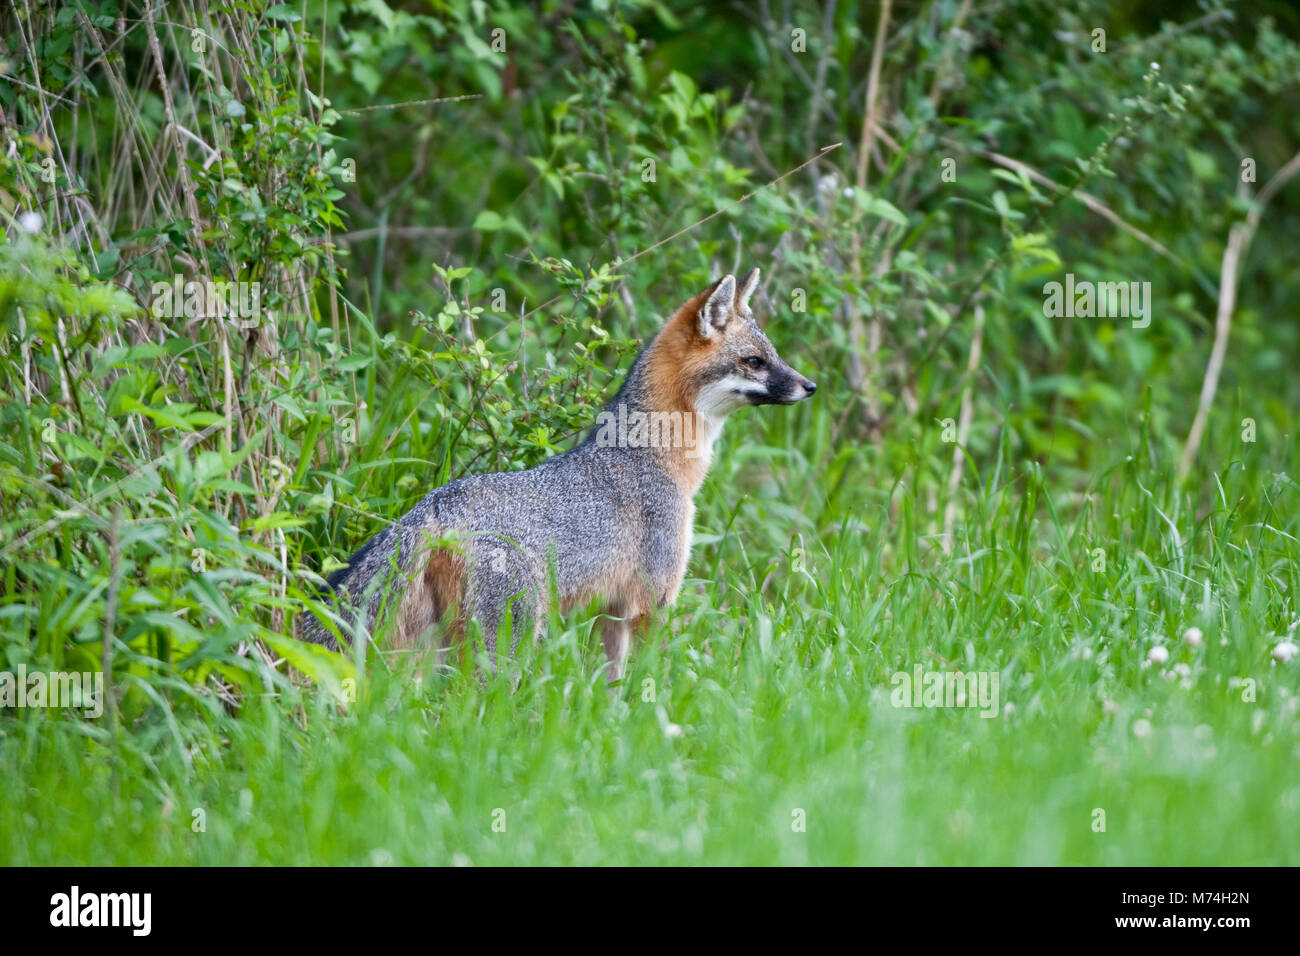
top-left (166, 122), bottom-right (221, 169)
top-left (340, 93), bottom-right (482, 114)
top-left (1178, 149), bottom-right (1300, 480)
top-left (855, 0), bottom-right (892, 191)
top-left (980, 149), bottom-right (1188, 270)
top-left (943, 303), bottom-right (985, 550)
top-left (846, 0), bottom-right (893, 405)
top-left (102, 504), bottom-right (121, 732)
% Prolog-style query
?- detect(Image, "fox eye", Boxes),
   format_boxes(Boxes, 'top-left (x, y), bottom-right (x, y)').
top-left (743, 356), bottom-right (766, 370)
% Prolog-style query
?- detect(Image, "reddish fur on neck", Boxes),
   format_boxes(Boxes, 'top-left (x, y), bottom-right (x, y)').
top-left (641, 289), bottom-right (722, 493)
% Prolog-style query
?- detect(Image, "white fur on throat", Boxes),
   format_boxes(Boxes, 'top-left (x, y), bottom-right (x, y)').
top-left (695, 373), bottom-right (764, 420)
top-left (692, 373), bottom-right (764, 458)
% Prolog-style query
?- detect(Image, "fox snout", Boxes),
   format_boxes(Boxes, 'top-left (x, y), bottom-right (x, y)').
top-left (750, 360), bottom-right (817, 405)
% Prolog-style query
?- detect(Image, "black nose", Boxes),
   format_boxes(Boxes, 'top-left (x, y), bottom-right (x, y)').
top-left (802, 379), bottom-right (817, 394)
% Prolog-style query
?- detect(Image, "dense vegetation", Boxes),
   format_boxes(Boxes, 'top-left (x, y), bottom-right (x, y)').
top-left (2, 0), bottom-right (1298, 864)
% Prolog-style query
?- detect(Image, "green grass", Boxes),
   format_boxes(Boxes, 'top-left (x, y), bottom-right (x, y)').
top-left (3, 402), bottom-right (1298, 866)
top-left (6, 0), bottom-right (1300, 869)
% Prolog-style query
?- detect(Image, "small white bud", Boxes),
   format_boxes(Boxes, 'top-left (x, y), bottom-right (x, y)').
top-left (1274, 641), bottom-right (1297, 663)
top-left (1147, 645), bottom-right (1169, 665)
top-left (1182, 627), bottom-right (1203, 647)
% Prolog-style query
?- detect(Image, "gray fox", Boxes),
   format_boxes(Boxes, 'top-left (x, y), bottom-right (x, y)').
top-left (297, 268), bottom-right (816, 680)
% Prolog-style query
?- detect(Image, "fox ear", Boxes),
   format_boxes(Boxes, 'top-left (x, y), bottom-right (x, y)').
top-left (736, 267), bottom-right (761, 312)
top-left (698, 274), bottom-right (736, 338)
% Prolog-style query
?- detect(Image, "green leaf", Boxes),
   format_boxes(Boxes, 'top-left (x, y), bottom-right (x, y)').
top-left (853, 189), bottom-right (908, 227)
top-left (246, 513), bottom-right (309, 532)
top-left (263, 633), bottom-right (357, 704)
top-left (992, 190), bottom-right (1023, 220)
top-left (336, 354), bottom-right (374, 373)
top-left (473, 210), bottom-right (505, 232)
top-left (265, 4), bottom-right (302, 22)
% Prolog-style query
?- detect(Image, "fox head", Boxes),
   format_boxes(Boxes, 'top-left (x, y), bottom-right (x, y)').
top-left (660, 267), bottom-right (817, 421)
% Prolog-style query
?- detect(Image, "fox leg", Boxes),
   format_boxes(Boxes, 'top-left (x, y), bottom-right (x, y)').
top-left (602, 587), bottom-right (652, 683)
top-left (467, 587), bottom-right (530, 665)
top-left (601, 614), bottom-right (631, 683)
top-left (466, 536), bottom-right (544, 671)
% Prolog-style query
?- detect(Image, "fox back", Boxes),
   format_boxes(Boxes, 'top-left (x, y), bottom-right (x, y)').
top-left (298, 267), bottom-right (816, 680)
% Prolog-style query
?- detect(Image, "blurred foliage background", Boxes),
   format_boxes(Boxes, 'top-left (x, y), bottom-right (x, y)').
top-left (1, 0), bottom-right (1299, 722)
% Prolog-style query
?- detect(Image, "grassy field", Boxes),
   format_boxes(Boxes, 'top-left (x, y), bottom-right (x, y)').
top-left (4, 400), bottom-right (1296, 866)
